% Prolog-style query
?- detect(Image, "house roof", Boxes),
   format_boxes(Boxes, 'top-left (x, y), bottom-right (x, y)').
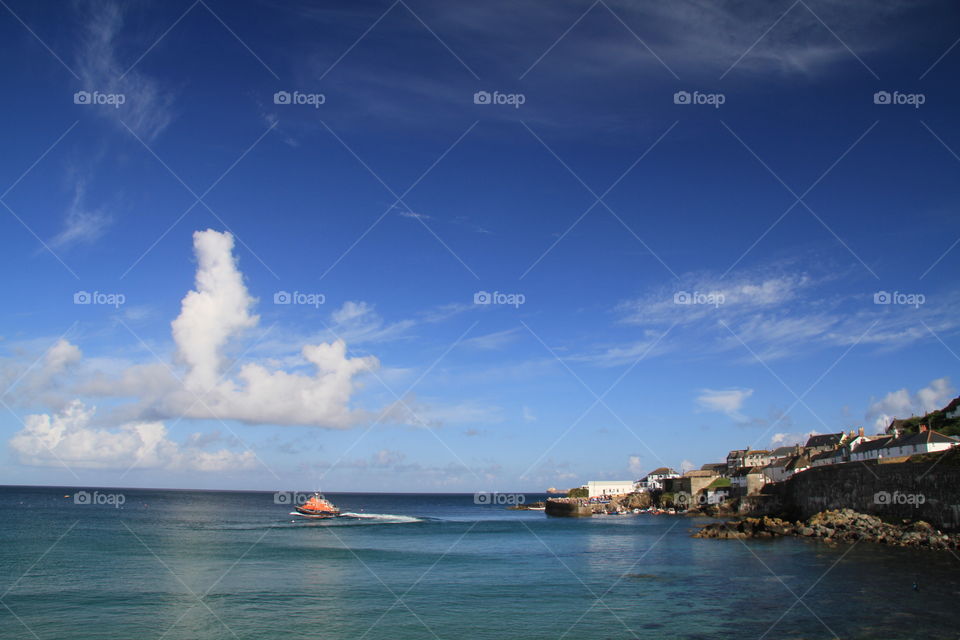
top-left (770, 446), bottom-right (795, 458)
top-left (766, 457), bottom-right (792, 469)
top-left (805, 433), bottom-right (844, 448)
top-left (700, 463), bottom-right (727, 472)
top-left (887, 429), bottom-right (955, 449)
top-left (646, 467), bottom-right (677, 477)
top-left (852, 435), bottom-right (894, 453)
top-left (684, 469), bottom-right (716, 477)
top-left (810, 450), bottom-right (837, 462)
top-left (747, 450), bottom-right (770, 456)
top-left (886, 418), bottom-right (913, 434)
top-left (786, 455), bottom-right (810, 470)
top-left (731, 466), bottom-right (762, 477)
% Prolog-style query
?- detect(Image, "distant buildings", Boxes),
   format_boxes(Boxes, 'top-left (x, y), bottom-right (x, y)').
top-left (726, 448), bottom-right (772, 474)
top-left (578, 417), bottom-right (958, 506)
top-left (583, 480), bottom-right (636, 498)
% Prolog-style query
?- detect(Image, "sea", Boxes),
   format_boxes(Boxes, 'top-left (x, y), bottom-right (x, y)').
top-left (1, 486), bottom-right (957, 639)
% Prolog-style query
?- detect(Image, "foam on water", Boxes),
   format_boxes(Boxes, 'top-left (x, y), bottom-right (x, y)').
top-left (289, 511), bottom-right (423, 524)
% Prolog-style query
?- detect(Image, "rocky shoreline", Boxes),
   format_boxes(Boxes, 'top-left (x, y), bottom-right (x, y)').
top-left (694, 508), bottom-right (960, 551)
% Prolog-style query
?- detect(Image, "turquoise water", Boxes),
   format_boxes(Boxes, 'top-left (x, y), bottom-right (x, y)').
top-left (1, 486), bottom-right (957, 639)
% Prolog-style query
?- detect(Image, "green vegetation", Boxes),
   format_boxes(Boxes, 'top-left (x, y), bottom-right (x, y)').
top-left (567, 487), bottom-right (587, 498)
top-left (706, 477), bottom-right (731, 488)
top-left (894, 404), bottom-right (960, 437)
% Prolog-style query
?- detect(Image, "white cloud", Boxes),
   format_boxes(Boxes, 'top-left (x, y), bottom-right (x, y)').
top-left (771, 430), bottom-right (819, 447)
top-left (44, 339), bottom-right (82, 376)
top-left (696, 388), bottom-right (753, 421)
top-left (866, 377), bottom-right (955, 430)
top-left (164, 230), bottom-right (378, 428)
top-left (522, 406), bottom-right (536, 422)
top-left (9, 400), bottom-right (256, 471)
top-left (680, 459), bottom-right (695, 473)
top-left (628, 455), bottom-right (643, 475)
top-left (172, 229), bottom-right (260, 392)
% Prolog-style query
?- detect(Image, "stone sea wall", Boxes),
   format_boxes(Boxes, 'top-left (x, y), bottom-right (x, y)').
top-left (768, 456), bottom-right (960, 532)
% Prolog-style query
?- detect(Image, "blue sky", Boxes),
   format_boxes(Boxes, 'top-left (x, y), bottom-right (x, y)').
top-left (1, 0), bottom-right (959, 492)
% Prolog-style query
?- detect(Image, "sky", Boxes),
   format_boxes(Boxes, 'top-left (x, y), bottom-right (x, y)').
top-left (1, 0), bottom-right (959, 492)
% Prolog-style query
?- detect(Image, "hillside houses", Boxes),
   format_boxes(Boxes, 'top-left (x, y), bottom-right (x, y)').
top-left (623, 419), bottom-right (958, 506)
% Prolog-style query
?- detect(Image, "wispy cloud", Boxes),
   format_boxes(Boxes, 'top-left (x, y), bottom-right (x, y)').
top-left (49, 180), bottom-right (111, 249)
top-left (76, 2), bottom-right (174, 141)
top-left (696, 388), bottom-right (754, 422)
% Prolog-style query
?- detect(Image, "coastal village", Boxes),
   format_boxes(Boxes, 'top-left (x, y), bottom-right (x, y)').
top-left (553, 396), bottom-right (960, 515)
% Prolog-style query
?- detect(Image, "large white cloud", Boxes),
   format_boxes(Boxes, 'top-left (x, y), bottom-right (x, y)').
top-left (866, 377), bottom-right (955, 430)
top-left (162, 230), bottom-right (378, 427)
top-left (9, 400), bottom-right (256, 471)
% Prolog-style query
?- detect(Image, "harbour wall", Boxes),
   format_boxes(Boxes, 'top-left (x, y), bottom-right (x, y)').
top-left (761, 457), bottom-right (960, 532)
top-left (544, 500), bottom-right (593, 517)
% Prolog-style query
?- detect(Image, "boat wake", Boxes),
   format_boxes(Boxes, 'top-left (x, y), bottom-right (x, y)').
top-left (341, 512), bottom-right (422, 523)
top-left (289, 511), bottom-right (423, 524)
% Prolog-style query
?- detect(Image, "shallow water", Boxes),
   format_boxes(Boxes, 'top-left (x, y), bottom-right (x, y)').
top-left (1, 486), bottom-right (957, 639)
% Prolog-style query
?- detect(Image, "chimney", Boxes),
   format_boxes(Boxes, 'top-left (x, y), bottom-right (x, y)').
top-left (858, 427), bottom-right (864, 437)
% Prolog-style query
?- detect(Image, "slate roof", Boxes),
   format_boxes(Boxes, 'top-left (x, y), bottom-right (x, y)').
top-left (647, 467), bottom-right (677, 476)
top-left (810, 450), bottom-right (838, 462)
top-left (731, 466), bottom-right (762, 477)
top-left (852, 435), bottom-right (893, 454)
top-left (766, 457), bottom-right (792, 469)
top-left (805, 433), bottom-right (844, 448)
top-left (886, 430), bottom-right (955, 449)
top-left (770, 446), bottom-right (796, 458)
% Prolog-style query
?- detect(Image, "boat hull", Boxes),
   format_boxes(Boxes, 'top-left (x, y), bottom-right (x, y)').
top-left (294, 506), bottom-right (340, 517)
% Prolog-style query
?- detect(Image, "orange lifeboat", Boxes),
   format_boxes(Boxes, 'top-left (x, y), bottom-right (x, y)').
top-left (294, 492), bottom-right (341, 518)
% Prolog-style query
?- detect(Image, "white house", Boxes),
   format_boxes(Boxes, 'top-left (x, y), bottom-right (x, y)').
top-left (584, 481), bottom-right (636, 498)
top-left (877, 426), bottom-right (956, 458)
top-left (638, 467), bottom-right (680, 491)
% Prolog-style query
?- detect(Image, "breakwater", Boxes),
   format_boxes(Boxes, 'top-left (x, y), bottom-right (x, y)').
top-left (544, 499), bottom-right (593, 517)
